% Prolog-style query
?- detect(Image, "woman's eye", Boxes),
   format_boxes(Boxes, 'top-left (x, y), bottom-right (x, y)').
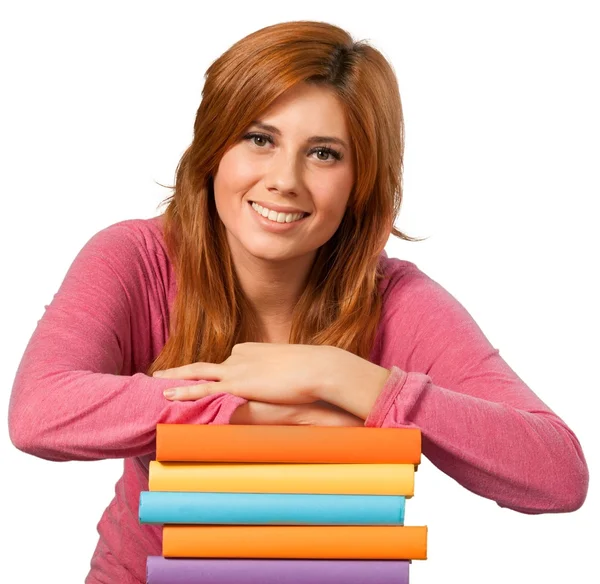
top-left (311, 147), bottom-right (342, 162)
top-left (243, 133), bottom-right (272, 148)
top-left (252, 135), bottom-right (268, 147)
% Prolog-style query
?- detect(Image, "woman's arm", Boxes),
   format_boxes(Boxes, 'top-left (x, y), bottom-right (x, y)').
top-left (230, 399), bottom-right (365, 426)
top-left (320, 267), bottom-right (589, 514)
top-left (8, 221), bottom-right (247, 462)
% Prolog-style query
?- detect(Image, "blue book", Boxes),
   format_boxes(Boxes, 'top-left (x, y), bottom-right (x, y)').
top-left (139, 491), bottom-right (405, 525)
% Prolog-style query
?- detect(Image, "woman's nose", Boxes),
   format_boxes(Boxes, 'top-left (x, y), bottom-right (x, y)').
top-left (264, 149), bottom-right (302, 195)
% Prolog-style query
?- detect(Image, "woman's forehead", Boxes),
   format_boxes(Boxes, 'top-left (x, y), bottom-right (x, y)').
top-left (251, 84), bottom-right (350, 139)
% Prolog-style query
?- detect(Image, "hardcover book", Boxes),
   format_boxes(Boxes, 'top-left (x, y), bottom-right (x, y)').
top-left (162, 525), bottom-right (428, 560)
top-left (146, 556), bottom-right (411, 584)
top-left (148, 461), bottom-right (414, 496)
top-left (155, 424), bottom-right (421, 465)
top-left (139, 491), bottom-right (406, 525)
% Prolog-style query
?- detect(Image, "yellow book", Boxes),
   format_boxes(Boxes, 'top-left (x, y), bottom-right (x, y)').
top-left (149, 461), bottom-right (415, 496)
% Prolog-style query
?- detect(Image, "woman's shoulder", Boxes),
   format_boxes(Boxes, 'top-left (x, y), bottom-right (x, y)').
top-left (91, 214), bottom-right (166, 249)
top-left (377, 249), bottom-right (459, 315)
top-left (377, 250), bottom-right (429, 296)
top-left (73, 214), bottom-right (175, 305)
top-left (377, 250), bottom-right (476, 333)
top-left (75, 214), bottom-right (173, 289)
top-left (80, 215), bottom-right (170, 265)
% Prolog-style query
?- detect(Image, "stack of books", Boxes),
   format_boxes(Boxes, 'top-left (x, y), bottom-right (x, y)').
top-left (139, 423), bottom-right (427, 583)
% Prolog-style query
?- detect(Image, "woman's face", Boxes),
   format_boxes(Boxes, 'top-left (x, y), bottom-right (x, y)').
top-left (213, 82), bottom-right (354, 264)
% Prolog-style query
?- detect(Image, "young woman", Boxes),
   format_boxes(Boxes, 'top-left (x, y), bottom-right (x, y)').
top-left (8, 20), bottom-right (588, 584)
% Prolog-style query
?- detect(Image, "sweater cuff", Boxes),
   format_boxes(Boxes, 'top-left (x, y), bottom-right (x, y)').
top-left (209, 394), bottom-right (249, 425)
top-left (364, 366), bottom-right (408, 427)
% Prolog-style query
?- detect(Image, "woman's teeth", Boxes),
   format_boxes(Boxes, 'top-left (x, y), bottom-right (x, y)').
top-left (251, 202), bottom-right (306, 224)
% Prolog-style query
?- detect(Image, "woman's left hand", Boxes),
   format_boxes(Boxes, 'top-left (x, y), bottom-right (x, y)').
top-left (154, 342), bottom-right (337, 405)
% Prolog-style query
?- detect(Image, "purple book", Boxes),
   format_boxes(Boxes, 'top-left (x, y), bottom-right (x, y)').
top-left (147, 556), bottom-right (410, 583)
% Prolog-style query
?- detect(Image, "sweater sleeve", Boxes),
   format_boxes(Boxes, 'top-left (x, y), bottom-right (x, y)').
top-left (8, 221), bottom-right (247, 462)
top-left (365, 266), bottom-right (589, 514)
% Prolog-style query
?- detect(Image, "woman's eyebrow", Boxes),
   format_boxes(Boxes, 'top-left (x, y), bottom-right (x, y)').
top-left (249, 120), bottom-right (348, 149)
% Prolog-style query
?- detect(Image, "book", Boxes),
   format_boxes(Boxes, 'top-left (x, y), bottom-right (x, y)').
top-left (146, 556), bottom-right (410, 584)
top-left (148, 461), bottom-right (414, 496)
top-left (162, 525), bottom-right (427, 559)
top-left (155, 424), bottom-right (421, 464)
top-left (139, 491), bottom-right (406, 525)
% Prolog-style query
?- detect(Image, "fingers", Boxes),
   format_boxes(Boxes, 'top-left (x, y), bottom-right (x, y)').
top-left (153, 363), bottom-right (222, 380)
top-left (163, 384), bottom-right (213, 401)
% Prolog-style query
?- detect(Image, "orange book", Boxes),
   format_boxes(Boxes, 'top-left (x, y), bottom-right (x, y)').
top-left (155, 424), bottom-right (421, 464)
top-left (162, 525), bottom-right (427, 560)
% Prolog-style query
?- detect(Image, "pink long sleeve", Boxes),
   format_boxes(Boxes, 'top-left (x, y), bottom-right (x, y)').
top-left (8, 218), bottom-right (247, 462)
top-left (8, 217), bottom-right (589, 583)
top-left (367, 259), bottom-right (589, 514)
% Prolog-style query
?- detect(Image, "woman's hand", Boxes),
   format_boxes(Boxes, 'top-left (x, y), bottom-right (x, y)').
top-left (230, 400), bottom-right (365, 427)
top-left (154, 341), bottom-right (391, 420)
top-left (154, 342), bottom-right (336, 405)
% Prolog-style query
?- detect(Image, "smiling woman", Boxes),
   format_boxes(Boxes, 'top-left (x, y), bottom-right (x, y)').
top-left (7, 19), bottom-right (589, 584)
top-left (213, 82), bottom-right (356, 339)
top-left (153, 21), bottom-right (410, 359)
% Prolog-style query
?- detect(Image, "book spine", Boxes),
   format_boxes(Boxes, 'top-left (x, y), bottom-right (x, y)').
top-left (156, 424), bottom-right (421, 464)
top-left (139, 491), bottom-right (406, 525)
top-left (148, 461), bottom-right (414, 496)
top-left (162, 525), bottom-right (427, 560)
top-left (146, 556), bottom-right (410, 584)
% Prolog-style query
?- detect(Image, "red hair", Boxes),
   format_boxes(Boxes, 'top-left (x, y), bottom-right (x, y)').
top-left (147, 20), bottom-right (418, 374)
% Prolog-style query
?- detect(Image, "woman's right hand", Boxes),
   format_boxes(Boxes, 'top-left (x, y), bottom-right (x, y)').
top-left (230, 399), bottom-right (364, 427)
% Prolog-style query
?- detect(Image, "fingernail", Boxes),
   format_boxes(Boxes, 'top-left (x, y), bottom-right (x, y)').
top-left (163, 389), bottom-right (176, 398)
top-left (153, 371), bottom-right (165, 377)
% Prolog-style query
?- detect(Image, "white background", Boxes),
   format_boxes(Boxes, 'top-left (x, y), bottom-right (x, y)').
top-left (1, 2), bottom-right (598, 583)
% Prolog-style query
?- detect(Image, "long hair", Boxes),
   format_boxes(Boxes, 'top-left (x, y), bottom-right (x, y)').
top-left (146, 20), bottom-right (419, 375)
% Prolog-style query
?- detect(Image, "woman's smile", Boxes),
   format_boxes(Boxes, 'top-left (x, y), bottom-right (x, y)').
top-left (247, 199), bottom-right (310, 234)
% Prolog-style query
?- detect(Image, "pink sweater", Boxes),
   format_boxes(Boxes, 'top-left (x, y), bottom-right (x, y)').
top-left (8, 216), bottom-right (588, 583)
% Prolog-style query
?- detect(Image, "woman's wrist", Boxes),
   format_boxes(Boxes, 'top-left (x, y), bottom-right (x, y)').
top-left (317, 351), bottom-right (392, 420)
